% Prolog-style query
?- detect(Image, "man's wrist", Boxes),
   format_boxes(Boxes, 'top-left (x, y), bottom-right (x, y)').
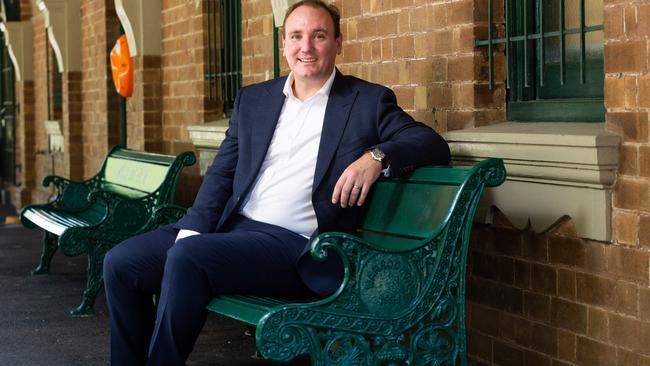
top-left (369, 148), bottom-right (387, 169)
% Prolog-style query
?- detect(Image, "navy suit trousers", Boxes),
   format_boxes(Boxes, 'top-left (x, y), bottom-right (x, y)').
top-left (103, 215), bottom-right (310, 366)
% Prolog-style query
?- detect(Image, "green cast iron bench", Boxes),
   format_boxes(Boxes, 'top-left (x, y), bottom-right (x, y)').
top-left (20, 145), bottom-right (196, 316)
top-left (207, 158), bottom-right (506, 365)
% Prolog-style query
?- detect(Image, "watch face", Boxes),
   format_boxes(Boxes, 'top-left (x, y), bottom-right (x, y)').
top-left (372, 148), bottom-right (385, 160)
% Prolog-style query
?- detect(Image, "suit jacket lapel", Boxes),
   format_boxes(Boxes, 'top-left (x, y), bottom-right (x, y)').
top-left (247, 78), bottom-right (286, 187)
top-left (313, 71), bottom-right (358, 192)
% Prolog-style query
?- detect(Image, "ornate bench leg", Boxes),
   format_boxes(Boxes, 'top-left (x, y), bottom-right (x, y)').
top-left (31, 231), bottom-right (58, 275)
top-left (70, 244), bottom-right (106, 316)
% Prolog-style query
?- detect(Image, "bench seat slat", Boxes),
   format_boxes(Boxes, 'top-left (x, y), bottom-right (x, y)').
top-left (207, 295), bottom-right (295, 325)
top-left (38, 210), bottom-right (89, 228)
top-left (22, 207), bottom-right (104, 236)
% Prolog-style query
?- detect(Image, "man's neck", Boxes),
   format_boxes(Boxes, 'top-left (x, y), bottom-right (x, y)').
top-left (291, 73), bottom-right (333, 101)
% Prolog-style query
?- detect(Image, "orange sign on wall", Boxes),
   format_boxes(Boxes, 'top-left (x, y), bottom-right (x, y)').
top-left (110, 35), bottom-right (134, 97)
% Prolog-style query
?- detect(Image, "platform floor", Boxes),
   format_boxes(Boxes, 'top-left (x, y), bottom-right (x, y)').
top-left (0, 208), bottom-right (309, 365)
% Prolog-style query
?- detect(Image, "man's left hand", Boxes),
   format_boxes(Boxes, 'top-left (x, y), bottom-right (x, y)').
top-left (332, 151), bottom-right (382, 208)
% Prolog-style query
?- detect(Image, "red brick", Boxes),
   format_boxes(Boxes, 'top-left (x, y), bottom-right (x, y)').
top-left (530, 323), bottom-right (558, 357)
top-left (549, 235), bottom-right (586, 268)
top-left (558, 269), bottom-right (577, 300)
top-left (469, 304), bottom-right (500, 336)
top-left (531, 264), bottom-right (557, 295)
top-left (615, 281), bottom-right (639, 316)
top-left (604, 5), bottom-right (624, 39)
top-left (609, 314), bottom-right (650, 353)
top-left (467, 277), bottom-right (524, 315)
top-left (613, 177), bottom-right (650, 211)
top-left (448, 0), bottom-right (473, 25)
top-left (467, 330), bottom-right (493, 362)
top-left (525, 350), bottom-right (552, 366)
top-left (641, 216), bottom-right (650, 249)
top-left (576, 273), bottom-right (616, 308)
top-left (515, 260), bottom-right (532, 289)
top-left (576, 336), bottom-right (617, 366)
top-left (588, 307), bottom-right (609, 342)
top-left (618, 144), bottom-right (638, 176)
top-left (606, 245), bottom-right (650, 283)
top-left (604, 40), bottom-right (648, 73)
top-left (493, 340), bottom-right (524, 366)
top-left (607, 111), bottom-right (649, 143)
top-left (640, 4), bottom-right (650, 36)
top-left (558, 330), bottom-right (577, 362)
top-left (551, 298), bottom-right (587, 333)
top-left (524, 291), bottom-right (551, 322)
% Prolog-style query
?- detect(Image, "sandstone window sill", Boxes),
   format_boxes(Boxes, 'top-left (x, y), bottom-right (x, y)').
top-left (444, 122), bottom-right (620, 242)
top-left (44, 120), bottom-right (64, 154)
top-left (187, 119), bottom-right (229, 175)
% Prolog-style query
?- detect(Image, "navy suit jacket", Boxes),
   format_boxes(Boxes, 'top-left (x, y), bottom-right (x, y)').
top-left (174, 70), bottom-right (450, 294)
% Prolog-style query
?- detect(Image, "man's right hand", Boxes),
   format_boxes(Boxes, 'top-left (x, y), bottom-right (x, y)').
top-left (331, 151), bottom-right (382, 208)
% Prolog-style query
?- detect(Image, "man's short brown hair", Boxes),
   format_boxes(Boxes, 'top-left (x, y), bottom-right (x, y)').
top-left (282, 0), bottom-right (341, 38)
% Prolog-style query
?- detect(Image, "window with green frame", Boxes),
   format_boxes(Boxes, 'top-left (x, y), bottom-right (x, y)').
top-left (206, 0), bottom-right (242, 117)
top-left (476, 0), bottom-right (604, 122)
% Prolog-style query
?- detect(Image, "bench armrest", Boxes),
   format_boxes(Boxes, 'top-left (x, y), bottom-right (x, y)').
top-left (151, 204), bottom-right (187, 227)
top-left (42, 175), bottom-right (101, 210)
top-left (87, 190), bottom-right (186, 233)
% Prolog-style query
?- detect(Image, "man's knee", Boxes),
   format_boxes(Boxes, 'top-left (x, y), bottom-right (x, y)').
top-left (103, 240), bottom-right (130, 285)
top-left (165, 239), bottom-right (200, 270)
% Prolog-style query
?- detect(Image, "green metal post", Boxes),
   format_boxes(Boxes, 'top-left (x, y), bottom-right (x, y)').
top-left (579, 0), bottom-right (586, 83)
top-left (488, 0), bottom-right (493, 89)
top-left (560, 0), bottom-right (566, 85)
top-left (273, 21), bottom-right (280, 78)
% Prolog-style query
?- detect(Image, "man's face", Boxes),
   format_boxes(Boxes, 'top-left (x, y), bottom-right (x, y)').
top-left (282, 5), bottom-right (342, 86)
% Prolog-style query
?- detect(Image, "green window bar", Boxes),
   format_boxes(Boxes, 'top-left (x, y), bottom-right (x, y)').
top-left (476, 0), bottom-right (603, 90)
top-left (206, 0), bottom-right (242, 116)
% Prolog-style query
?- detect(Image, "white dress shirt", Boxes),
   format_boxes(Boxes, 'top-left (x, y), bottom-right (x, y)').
top-left (241, 69), bottom-right (336, 237)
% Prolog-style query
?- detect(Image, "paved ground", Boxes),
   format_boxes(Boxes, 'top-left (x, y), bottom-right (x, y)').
top-left (0, 204), bottom-right (309, 365)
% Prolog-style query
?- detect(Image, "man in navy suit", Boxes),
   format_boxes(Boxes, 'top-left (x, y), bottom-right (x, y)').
top-left (103, 1), bottom-right (450, 365)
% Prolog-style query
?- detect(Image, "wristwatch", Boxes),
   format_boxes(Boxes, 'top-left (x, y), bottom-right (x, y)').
top-left (369, 148), bottom-right (387, 169)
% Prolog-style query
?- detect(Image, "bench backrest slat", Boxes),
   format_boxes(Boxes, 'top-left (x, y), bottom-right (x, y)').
top-left (357, 165), bottom-right (479, 251)
top-left (102, 157), bottom-right (171, 196)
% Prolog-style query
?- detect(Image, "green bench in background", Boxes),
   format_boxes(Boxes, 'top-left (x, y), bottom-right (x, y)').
top-left (20, 145), bottom-right (196, 316)
top-left (207, 158), bottom-right (506, 365)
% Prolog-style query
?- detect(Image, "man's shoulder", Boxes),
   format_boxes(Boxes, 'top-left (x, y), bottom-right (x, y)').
top-left (239, 77), bottom-right (286, 97)
top-left (336, 73), bottom-right (392, 95)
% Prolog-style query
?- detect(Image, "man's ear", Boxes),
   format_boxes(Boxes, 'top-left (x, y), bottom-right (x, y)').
top-left (336, 34), bottom-right (343, 54)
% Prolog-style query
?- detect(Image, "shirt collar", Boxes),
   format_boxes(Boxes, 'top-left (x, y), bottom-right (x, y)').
top-left (282, 68), bottom-right (337, 101)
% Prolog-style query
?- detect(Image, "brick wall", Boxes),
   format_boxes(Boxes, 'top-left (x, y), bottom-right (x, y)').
top-left (465, 1), bottom-right (650, 365)
top-left (160, 0), bottom-right (219, 155)
top-left (63, 71), bottom-right (84, 180)
top-left (467, 218), bottom-right (650, 365)
top-left (159, 0), bottom-right (219, 206)
top-left (80, 0), bottom-right (121, 177)
top-left (31, 14), bottom-right (52, 203)
top-left (605, 2), bottom-right (650, 247)
top-left (241, 0), bottom-right (275, 85)
top-left (10, 81), bottom-right (35, 207)
top-left (127, 56), bottom-right (163, 152)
